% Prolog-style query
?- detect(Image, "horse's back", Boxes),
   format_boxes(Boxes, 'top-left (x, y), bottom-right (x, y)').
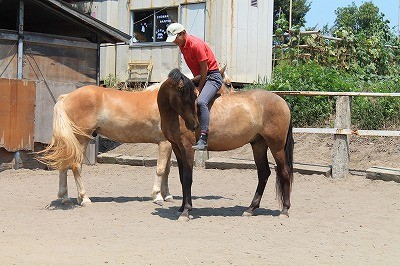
top-left (62, 85), bottom-right (164, 143)
top-left (211, 89), bottom-right (290, 125)
top-left (207, 89), bottom-right (291, 151)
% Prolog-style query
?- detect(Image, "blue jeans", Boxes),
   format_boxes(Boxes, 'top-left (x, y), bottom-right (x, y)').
top-left (197, 71), bottom-right (222, 133)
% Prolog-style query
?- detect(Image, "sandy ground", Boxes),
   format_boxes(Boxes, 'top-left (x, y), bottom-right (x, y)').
top-left (0, 134), bottom-right (399, 265)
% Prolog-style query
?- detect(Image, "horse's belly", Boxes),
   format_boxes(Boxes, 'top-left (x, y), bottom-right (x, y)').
top-left (207, 105), bottom-right (260, 151)
top-left (97, 122), bottom-right (164, 144)
top-left (207, 130), bottom-right (257, 151)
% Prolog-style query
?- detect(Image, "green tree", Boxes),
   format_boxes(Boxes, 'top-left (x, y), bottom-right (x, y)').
top-left (273, 0), bottom-right (311, 30)
top-left (333, 2), bottom-right (391, 39)
top-left (332, 1), bottom-right (399, 75)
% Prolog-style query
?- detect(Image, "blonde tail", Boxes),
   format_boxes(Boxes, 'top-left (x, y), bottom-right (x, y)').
top-left (36, 95), bottom-right (92, 170)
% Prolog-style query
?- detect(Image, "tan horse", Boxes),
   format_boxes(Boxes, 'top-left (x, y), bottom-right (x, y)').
top-left (157, 69), bottom-right (294, 221)
top-left (37, 68), bottom-right (233, 206)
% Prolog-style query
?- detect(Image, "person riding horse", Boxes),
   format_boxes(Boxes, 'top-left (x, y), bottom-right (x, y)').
top-left (166, 23), bottom-right (222, 150)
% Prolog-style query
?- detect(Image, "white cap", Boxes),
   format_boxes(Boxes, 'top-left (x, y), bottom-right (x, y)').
top-left (166, 23), bottom-right (185, 42)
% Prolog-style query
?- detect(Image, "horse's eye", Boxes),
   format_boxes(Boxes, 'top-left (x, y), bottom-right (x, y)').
top-left (178, 88), bottom-right (183, 94)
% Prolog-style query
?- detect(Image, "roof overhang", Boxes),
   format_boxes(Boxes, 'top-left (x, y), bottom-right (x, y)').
top-left (0, 0), bottom-right (131, 44)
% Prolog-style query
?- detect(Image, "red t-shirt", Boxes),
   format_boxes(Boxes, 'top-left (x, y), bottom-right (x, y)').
top-left (180, 35), bottom-right (219, 76)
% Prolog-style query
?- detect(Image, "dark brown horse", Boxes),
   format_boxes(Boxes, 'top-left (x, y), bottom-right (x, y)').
top-left (157, 69), bottom-right (294, 221)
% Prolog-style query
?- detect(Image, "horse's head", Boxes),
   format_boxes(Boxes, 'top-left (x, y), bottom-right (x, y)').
top-left (159, 69), bottom-right (199, 131)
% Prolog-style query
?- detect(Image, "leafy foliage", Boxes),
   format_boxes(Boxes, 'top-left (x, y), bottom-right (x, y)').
top-left (246, 63), bottom-right (400, 130)
top-left (102, 74), bottom-right (119, 88)
top-left (332, 2), bottom-right (400, 76)
top-left (273, 0), bottom-right (311, 31)
top-left (273, 2), bottom-right (400, 76)
top-left (268, 1), bottom-right (400, 130)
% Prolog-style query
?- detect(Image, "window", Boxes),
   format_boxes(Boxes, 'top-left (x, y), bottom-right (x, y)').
top-left (131, 8), bottom-right (178, 44)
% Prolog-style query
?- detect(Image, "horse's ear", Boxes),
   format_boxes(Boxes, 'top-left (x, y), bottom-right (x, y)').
top-left (220, 65), bottom-right (226, 76)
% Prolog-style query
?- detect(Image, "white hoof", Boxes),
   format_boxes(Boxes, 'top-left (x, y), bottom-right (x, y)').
top-left (80, 197), bottom-right (92, 207)
top-left (242, 211), bottom-right (253, 217)
top-left (164, 195), bottom-right (174, 202)
top-left (153, 194), bottom-right (164, 206)
top-left (153, 199), bottom-right (164, 206)
top-left (178, 214), bottom-right (190, 222)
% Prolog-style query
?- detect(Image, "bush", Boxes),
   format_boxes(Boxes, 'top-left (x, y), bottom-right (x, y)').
top-left (102, 74), bottom-right (119, 88)
top-left (245, 62), bottom-right (400, 130)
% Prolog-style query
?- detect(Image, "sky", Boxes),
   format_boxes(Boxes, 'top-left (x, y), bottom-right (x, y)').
top-left (305, 0), bottom-right (399, 33)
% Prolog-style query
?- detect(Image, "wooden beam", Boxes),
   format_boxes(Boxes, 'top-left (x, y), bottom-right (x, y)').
top-left (271, 91), bottom-right (400, 97)
top-left (366, 167), bottom-right (400, 183)
top-left (293, 128), bottom-right (400, 137)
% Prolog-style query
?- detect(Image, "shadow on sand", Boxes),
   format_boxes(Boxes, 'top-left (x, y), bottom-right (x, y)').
top-left (152, 205), bottom-right (281, 220)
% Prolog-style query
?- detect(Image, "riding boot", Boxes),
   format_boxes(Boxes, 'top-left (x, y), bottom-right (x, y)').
top-left (192, 133), bottom-right (208, 150)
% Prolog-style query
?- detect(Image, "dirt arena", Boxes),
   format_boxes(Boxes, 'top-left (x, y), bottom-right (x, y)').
top-left (0, 134), bottom-right (399, 265)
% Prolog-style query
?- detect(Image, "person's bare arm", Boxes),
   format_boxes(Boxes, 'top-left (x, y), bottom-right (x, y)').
top-left (197, 60), bottom-right (208, 93)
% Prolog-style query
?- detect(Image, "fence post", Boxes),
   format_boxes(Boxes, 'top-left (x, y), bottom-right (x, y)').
top-left (332, 96), bottom-right (351, 178)
top-left (84, 135), bottom-right (98, 165)
top-left (194, 150), bottom-right (209, 168)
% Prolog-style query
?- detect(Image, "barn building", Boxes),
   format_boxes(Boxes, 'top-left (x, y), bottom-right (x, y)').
top-left (0, 0), bottom-right (130, 170)
top-left (69, 0), bottom-right (274, 85)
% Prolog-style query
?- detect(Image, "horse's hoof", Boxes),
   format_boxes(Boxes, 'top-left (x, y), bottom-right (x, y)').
top-left (242, 210), bottom-right (253, 217)
top-left (178, 214), bottom-right (191, 222)
top-left (61, 198), bottom-right (73, 205)
top-left (280, 209), bottom-right (289, 217)
top-left (153, 194), bottom-right (164, 206)
top-left (153, 199), bottom-right (164, 206)
top-left (80, 198), bottom-right (92, 207)
top-left (164, 195), bottom-right (174, 202)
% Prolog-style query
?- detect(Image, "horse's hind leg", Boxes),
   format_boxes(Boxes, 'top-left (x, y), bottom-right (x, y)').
top-left (72, 163), bottom-right (91, 206)
top-left (58, 169), bottom-right (72, 205)
top-left (152, 140), bottom-right (173, 205)
top-left (243, 139), bottom-right (271, 216)
top-left (273, 150), bottom-right (292, 217)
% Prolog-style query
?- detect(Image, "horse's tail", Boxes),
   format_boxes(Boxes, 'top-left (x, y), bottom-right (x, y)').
top-left (285, 116), bottom-right (294, 177)
top-left (276, 114), bottom-right (294, 206)
top-left (36, 94), bottom-right (91, 170)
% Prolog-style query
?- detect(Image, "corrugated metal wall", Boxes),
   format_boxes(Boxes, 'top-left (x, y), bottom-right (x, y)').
top-left (96, 0), bottom-right (273, 84)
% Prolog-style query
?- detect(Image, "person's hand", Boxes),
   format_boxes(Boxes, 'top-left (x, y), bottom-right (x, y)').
top-left (192, 75), bottom-right (201, 84)
top-left (194, 87), bottom-right (200, 97)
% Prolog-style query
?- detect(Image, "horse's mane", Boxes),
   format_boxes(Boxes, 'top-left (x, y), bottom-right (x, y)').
top-left (168, 68), bottom-right (195, 102)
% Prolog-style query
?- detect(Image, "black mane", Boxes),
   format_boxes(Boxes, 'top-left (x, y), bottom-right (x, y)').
top-left (168, 68), bottom-right (195, 102)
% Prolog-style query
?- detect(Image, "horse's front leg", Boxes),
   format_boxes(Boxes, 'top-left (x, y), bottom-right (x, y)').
top-left (178, 164), bottom-right (193, 222)
top-left (72, 164), bottom-right (91, 206)
top-left (58, 169), bottom-right (72, 205)
top-left (173, 143), bottom-right (195, 222)
top-left (152, 141), bottom-right (173, 205)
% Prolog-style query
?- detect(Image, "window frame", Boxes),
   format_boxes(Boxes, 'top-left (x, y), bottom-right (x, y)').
top-left (130, 7), bottom-right (178, 47)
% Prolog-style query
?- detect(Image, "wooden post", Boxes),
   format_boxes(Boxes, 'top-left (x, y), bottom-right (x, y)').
top-left (332, 96), bottom-right (351, 178)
